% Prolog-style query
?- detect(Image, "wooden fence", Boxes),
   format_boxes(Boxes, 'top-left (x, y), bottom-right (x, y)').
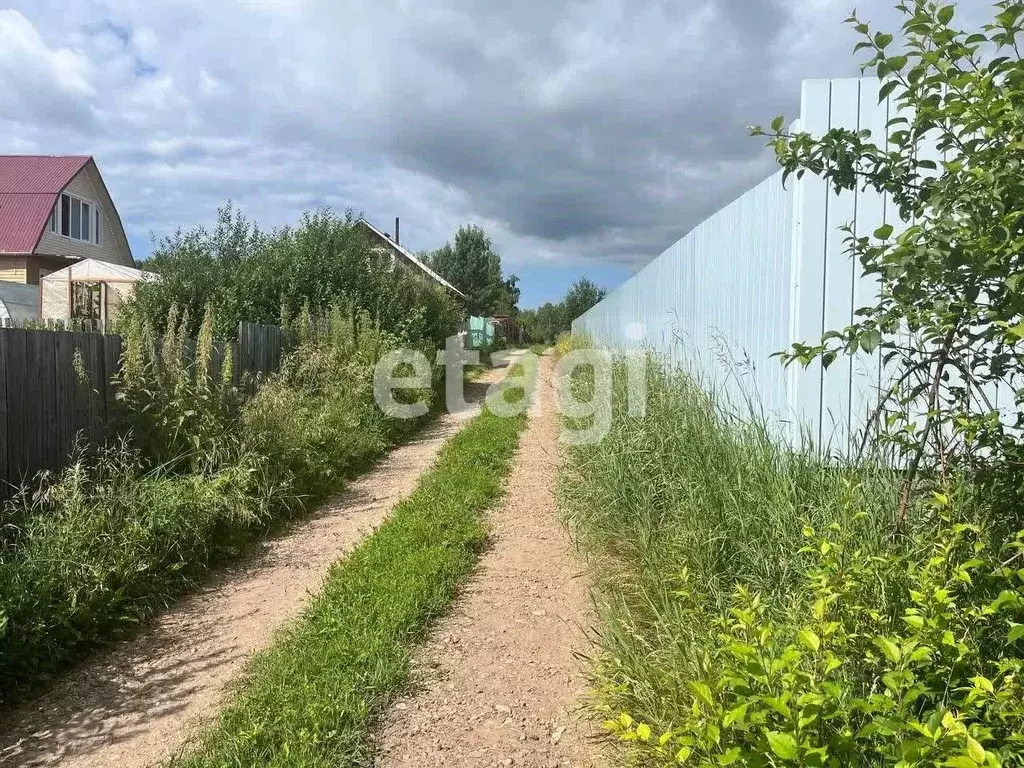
top-left (0, 321), bottom-right (287, 501)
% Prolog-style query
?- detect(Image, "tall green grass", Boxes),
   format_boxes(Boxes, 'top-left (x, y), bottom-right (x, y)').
top-left (0, 441), bottom-right (283, 698)
top-left (561, 354), bottom-right (1024, 766)
top-left (171, 404), bottom-right (527, 768)
top-left (0, 307), bottom-right (445, 704)
top-left (559, 358), bottom-right (903, 737)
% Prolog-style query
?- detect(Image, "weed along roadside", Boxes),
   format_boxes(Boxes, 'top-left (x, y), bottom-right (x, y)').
top-left (168, 400), bottom-right (528, 768)
top-left (557, 341), bottom-right (1024, 767)
top-left (0, 306), bottom-right (456, 706)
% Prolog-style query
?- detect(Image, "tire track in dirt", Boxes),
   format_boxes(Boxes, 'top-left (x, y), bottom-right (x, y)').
top-left (375, 354), bottom-right (603, 768)
top-left (0, 367), bottom-right (508, 768)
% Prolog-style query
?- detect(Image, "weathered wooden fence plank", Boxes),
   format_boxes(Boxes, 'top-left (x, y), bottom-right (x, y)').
top-left (0, 331), bottom-right (8, 498)
top-left (53, 331), bottom-right (74, 470)
top-left (4, 329), bottom-right (28, 493)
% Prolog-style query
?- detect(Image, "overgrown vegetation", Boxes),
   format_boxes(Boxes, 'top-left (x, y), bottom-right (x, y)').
top-left (563, 3), bottom-right (1024, 766)
top-left (0, 196), bottom-right (486, 702)
top-left (170, 403), bottom-right (526, 768)
top-left (562, 358), bottom-right (1024, 767)
top-left (0, 304), bottom-right (445, 702)
top-left (131, 206), bottom-right (461, 347)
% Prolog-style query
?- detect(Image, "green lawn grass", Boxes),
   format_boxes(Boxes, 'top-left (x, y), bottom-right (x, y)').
top-left (171, 404), bottom-right (527, 767)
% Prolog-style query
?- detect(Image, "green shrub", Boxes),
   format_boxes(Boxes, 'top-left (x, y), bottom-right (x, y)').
top-left (115, 305), bottom-right (242, 474)
top-left (129, 206), bottom-right (462, 348)
top-left (605, 505), bottom-right (1024, 768)
top-left (0, 440), bottom-right (284, 697)
top-left (554, 331), bottom-right (591, 357)
top-left (241, 307), bottom-right (441, 499)
top-left (558, 358), bottom-right (1024, 766)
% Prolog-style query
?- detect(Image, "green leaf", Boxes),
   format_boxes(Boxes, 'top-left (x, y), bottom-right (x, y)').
top-left (938, 5), bottom-right (955, 24)
top-left (886, 55), bottom-right (908, 71)
top-left (903, 614), bottom-right (925, 630)
top-left (946, 758), bottom-right (978, 768)
top-left (873, 636), bottom-right (902, 664)
top-left (860, 329), bottom-right (882, 353)
top-left (636, 723), bottom-right (652, 741)
top-left (971, 676), bottom-right (994, 694)
top-left (1008, 623), bottom-right (1024, 644)
top-left (966, 736), bottom-right (985, 764)
top-left (765, 696), bottom-right (792, 718)
top-left (878, 79), bottom-right (899, 102)
top-left (718, 747), bottom-right (742, 766)
top-left (874, 223), bottom-right (894, 239)
top-left (767, 731), bottom-right (799, 761)
top-left (771, 115), bottom-right (785, 132)
top-left (798, 629), bottom-right (821, 652)
top-left (724, 702), bottom-right (749, 727)
top-left (676, 746), bottom-right (692, 764)
top-left (688, 681), bottom-right (714, 708)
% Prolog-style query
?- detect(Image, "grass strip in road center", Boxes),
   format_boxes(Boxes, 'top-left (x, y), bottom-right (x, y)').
top-left (171, 403), bottom-right (528, 768)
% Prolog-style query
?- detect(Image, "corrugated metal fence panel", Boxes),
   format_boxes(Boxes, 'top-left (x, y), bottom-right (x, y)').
top-left (574, 167), bottom-right (798, 423)
top-left (573, 76), bottom-right (905, 451)
top-left (851, 82), bottom-right (889, 451)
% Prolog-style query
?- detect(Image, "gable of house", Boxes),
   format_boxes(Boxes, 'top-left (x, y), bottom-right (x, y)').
top-left (357, 219), bottom-right (467, 300)
top-left (0, 156), bottom-right (134, 281)
top-left (34, 161), bottom-right (134, 267)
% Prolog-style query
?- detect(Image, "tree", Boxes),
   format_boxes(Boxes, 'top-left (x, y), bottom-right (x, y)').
top-left (752, 0), bottom-right (1024, 516)
top-left (520, 302), bottom-right (564, 344)
top-left (561, 278), bottom-right (606, 326)
top-left (130, 204), bottom-right (461, 347)
top-left (425, 225), bottom-right (520, 317)
top-left (520, 278), bottom-right (606, 344)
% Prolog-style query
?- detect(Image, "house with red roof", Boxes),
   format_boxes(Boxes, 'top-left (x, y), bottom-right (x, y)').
top-left (0, 156), bottom-right (134, 287)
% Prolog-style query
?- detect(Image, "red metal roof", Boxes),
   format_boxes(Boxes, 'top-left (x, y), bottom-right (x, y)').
top-left (0, 156), bottom-right (89, 194)
top-left (0, 156), bottom-right (90, 254)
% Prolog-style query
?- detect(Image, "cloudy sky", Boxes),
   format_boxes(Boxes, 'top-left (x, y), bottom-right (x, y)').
top-left (0, 0), bottom-right (991, 307)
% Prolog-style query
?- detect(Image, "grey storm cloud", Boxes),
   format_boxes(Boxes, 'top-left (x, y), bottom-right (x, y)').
top-left (0, 0), bottom-right (997, 269)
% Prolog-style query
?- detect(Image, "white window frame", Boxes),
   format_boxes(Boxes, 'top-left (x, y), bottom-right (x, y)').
top-left (52, 192), bottom-right (101, 246)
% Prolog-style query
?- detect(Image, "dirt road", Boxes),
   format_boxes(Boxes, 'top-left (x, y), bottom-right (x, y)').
top-left (375, 354), bottom-right (602, 768)
top-left (0, 369), bottom-right (507, 768)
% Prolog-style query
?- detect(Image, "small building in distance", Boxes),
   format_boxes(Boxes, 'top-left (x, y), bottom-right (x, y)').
top-left (357, 218), bottom-right (467, 301)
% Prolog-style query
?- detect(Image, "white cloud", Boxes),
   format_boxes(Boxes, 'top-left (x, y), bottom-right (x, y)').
top-left (0, 9), bottom-right (96, 126)
top-left (0, 0), bottom-right (997, 271)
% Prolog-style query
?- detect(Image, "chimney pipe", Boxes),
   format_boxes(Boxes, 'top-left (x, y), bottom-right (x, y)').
top-left (395, 217), bottom-right (400, 246)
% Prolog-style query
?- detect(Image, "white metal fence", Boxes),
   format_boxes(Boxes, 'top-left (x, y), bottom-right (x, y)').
top-left (573, 77), bottom-right (895, 451)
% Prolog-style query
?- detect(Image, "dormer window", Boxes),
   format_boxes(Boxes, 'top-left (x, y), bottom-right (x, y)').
top-left (52, 193), bottom-right (101, 245)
